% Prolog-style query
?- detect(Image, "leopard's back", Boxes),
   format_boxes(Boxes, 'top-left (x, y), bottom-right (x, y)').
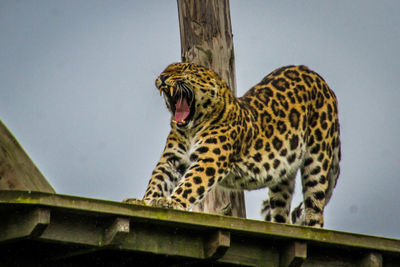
top-left (233, 65), bottom-right (340, 226)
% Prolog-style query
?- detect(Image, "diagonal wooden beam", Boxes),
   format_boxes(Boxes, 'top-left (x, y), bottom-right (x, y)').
top-left (0, 120), bottom-right (55, 193)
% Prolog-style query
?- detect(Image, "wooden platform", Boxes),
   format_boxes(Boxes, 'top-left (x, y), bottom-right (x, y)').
top-left (1, 191), bottom-right (399, 266)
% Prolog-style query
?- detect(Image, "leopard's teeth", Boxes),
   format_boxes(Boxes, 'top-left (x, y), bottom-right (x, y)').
top-left (172, 120), bottom-right (186, 125)
top-left (160, 88), bottom-right (163, 96)
top-left (170, 87), bottom-right (174, 96)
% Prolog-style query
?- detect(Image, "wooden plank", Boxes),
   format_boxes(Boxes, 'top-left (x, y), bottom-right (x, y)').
top-left (177, 0), bottom-right (246, 218)
top-left (1, 191), bottom-right (400, 256)
top-left (280, 241), bottom-right (307, 267)
top-left (0, 120), bottom-right (55, 193)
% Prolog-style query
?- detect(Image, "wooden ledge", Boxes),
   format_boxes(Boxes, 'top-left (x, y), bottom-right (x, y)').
top-left (0, 191), bottom-right (399, 266)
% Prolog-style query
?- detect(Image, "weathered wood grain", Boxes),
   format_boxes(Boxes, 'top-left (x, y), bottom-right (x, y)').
top-left (0, 120), bottom-right (55, 193)
top-left (177, 0), bottom-right (246, 218)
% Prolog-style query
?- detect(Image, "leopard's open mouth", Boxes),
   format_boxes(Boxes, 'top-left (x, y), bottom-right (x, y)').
top-left (163, 83), bottom-right (195, 126)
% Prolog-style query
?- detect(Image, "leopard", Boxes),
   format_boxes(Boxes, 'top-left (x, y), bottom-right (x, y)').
top-left (137, 62), bottom-right (340, 227)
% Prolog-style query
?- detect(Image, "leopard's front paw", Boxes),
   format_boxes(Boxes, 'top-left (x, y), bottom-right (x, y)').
top-left (144, 198), bottom-right (185, 210)
top-left (122, 198), bottom-right (145, 205)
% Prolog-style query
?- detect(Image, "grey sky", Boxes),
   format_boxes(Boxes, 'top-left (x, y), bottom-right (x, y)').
top-left (1, 1), bottom-right (399, 238)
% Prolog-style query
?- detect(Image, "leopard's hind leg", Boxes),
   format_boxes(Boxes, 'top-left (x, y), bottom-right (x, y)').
top-left (291, 137), bottom-right (340, 227)
top-left (261, 173), bottom-right (296, 223)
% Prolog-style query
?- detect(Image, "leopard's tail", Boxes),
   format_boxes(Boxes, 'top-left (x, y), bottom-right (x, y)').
top-left (290, 202), bottom-right (305, 225)
top-left (260, 199), bottom-right (271, 221)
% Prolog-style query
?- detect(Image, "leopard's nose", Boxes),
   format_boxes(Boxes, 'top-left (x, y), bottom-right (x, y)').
top-left (160, 75), bottom-right (169, 86)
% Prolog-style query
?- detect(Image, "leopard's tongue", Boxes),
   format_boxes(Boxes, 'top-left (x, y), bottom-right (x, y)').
top-left (174, 97), bottom-right (190, 123)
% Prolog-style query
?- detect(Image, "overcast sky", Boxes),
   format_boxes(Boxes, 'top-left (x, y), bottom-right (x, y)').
top-left (1, 1), bottom-right (399, 238)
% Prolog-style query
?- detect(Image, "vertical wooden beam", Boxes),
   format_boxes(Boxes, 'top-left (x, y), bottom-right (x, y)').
top-left (0, 120), bottom-right (55, 193)
top-left (177, 0), bottom-right (246, 218)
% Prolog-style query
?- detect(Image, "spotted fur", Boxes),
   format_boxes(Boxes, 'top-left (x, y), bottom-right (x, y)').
top-left (142, 62), bottom-right (340, 227)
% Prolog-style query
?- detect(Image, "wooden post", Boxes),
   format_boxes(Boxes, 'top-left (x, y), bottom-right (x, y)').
top-left (177, 0), bottom-right (246, 218)
top-left (0, 120), bottom-right (55, 193)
